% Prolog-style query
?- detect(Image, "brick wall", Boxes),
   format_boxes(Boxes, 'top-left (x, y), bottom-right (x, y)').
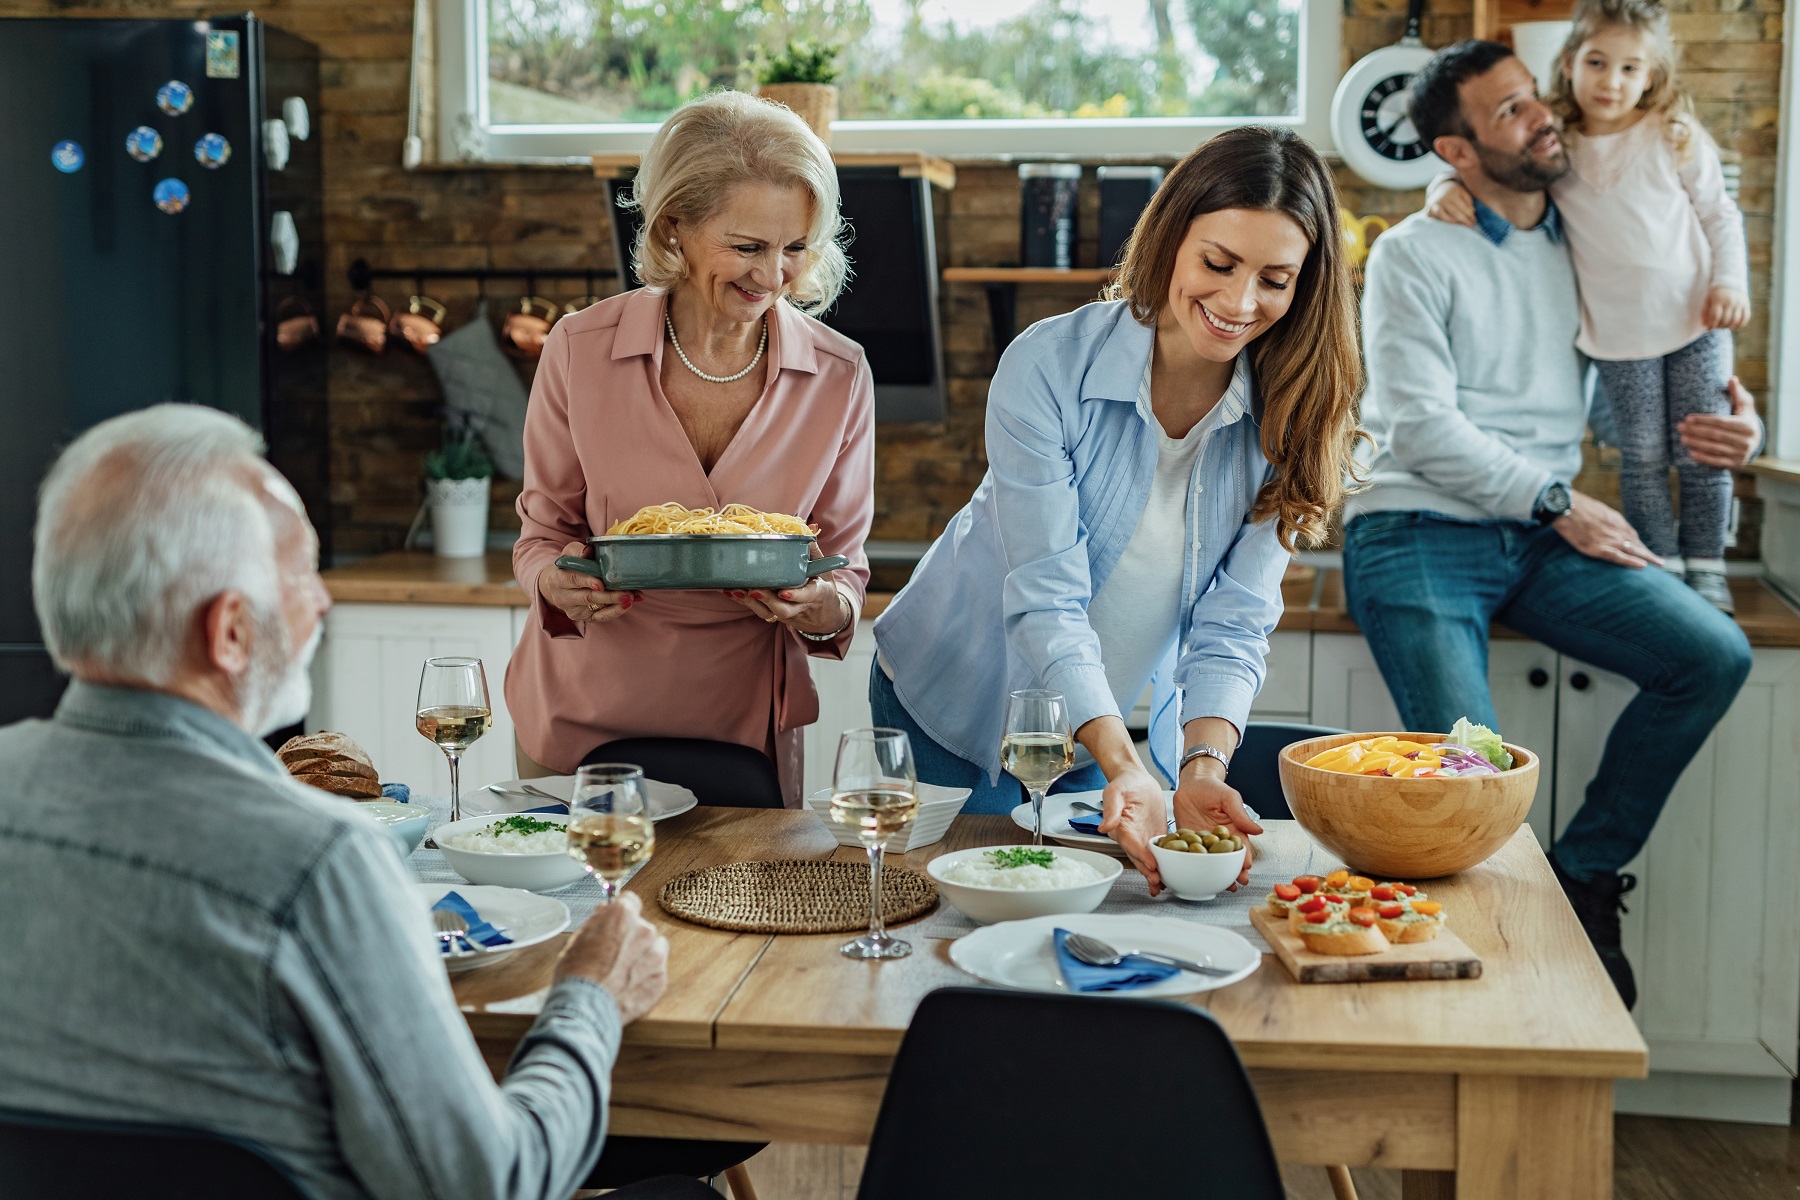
top-left (4, 0), bottom-right (1778, 557)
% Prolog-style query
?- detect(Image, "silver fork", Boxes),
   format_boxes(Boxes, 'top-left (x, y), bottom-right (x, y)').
top-left (482, 782), bottom-right (566, 804)
top-left (1063, 931), bottom-right (1233, 977)
top-left (433, 909), bottom-right (478, 955)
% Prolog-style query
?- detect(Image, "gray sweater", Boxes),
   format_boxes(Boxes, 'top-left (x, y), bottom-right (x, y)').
top-left (1348, 208), bottom-right (1589, 524)
top-left (0, 682), bottom-right (622, 1200)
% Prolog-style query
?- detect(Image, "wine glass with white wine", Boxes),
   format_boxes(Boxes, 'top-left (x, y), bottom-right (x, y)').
top-left (416, 656), bottom-right (491, 823)
top-left (1001, 689), bottom-right (1074, 845)
top-left (567, 764), bottom-right (654, 903)
top-left (829, 728), bottom-right (919, 961)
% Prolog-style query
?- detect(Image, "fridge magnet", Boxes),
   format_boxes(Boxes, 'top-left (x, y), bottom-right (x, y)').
top-left (152, 178), bottom-right (191, 214)
top-left (50, 141), bottom-right (84, 173)
top-left (194, 133), bottom-right (231, 169)
top-left (156, 80), bottom-right (194, 116)
top-left (125, 126), bottom-right (164, 163)
top-left (205, 30), bottom-right (240, 79)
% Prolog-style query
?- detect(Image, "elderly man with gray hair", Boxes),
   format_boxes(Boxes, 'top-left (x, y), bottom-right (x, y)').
top-left (0, 404), bottom-right (703, 1200)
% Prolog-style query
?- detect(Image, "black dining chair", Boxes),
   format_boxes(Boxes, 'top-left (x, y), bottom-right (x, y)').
top-left (0, 1108), bottom-right (309, 1199)
top-left (0, 1106), bottom-right (728, 1200)
top-left (853, 987), bottom-right (1286, 1200)
top-left (577, 735), bottom-right (778, 1199)
top-left (1224, 721), bottom-right (1350, 821)
top-left (582, 736), bottom-right (785, 809)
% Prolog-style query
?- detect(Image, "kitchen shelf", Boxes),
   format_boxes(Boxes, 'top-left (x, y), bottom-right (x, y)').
top-left (591, 150), bottom-right (956, 191)
top-left (940, 267), bottom-right (1114, 284)
top-left (1474, 0), bottom-right (1575, 42)
top-left (942, 267), bottom-right (1116, 353)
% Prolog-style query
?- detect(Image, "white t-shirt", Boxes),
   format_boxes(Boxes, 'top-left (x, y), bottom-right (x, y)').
top-left (1085, 355), bottom-right (1246, 723)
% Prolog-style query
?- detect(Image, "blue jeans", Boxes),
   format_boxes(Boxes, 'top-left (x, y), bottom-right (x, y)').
top-left (1342, 511), bottom-right (1752, 879)
top-left (868, 662), bottom-right (1108, 814)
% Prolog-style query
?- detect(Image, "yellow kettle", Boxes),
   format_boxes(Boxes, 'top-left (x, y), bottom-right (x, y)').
top-left (1340, 208), bottom-right (1391, 268)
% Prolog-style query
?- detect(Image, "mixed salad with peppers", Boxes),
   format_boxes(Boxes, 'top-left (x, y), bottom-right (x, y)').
top-left (1303, 718), bottom-right (1515, 778)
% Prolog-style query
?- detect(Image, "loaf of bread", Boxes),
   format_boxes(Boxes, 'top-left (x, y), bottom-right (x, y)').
top-left (278, 732), bottom-right (383, 800)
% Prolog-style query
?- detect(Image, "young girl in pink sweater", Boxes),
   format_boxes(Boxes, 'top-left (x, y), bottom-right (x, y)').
top-left (1428, 0), bottom-right (1750, 612)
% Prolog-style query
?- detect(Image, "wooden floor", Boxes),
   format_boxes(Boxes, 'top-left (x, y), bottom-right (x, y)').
top-left (726, 1082), bottom-right (1800, 1199)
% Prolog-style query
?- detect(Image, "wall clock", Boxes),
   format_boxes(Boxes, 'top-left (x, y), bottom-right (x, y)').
top-left (1330, 0), bottom-right (1444, 190)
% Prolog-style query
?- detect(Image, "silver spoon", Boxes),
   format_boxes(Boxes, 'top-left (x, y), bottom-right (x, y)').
top-left (482, 782), bottom-right (566, 803)
top-left (1069, 801), bottom-right (1102, 815)
top-left (432, 909), bottom-right (482, 956)
top-left (1063, 931), bottom-right (1233, 978)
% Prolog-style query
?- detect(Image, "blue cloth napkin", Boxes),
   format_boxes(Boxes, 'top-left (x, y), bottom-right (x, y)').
top-left (432, 890), bottom-right (514, 952)
top-left (382, 782), bottom-right (411, 804)
top-left (1067, 810), bottom-right (1104, 835)
top-left (523, 802), bottom-right (569, 815)
top-left (1053, 927), bottom-right (1180, 993)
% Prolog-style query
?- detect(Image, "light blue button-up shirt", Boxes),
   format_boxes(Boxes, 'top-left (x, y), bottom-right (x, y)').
top-left (874, 300), bottom-right (1290, 783)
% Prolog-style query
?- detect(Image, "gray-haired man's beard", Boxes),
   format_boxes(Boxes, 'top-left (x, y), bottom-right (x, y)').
top-left (241, 614), bottom-right (321, 738)
top-left (1473, 124), bottom-right (1570, 193)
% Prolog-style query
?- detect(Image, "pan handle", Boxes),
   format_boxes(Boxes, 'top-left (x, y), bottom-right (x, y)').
top-left (804, 555), bottom-right (850, 578)
top-left (555, 555), bottom-right (605, 579)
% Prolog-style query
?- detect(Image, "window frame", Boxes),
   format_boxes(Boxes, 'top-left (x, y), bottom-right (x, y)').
top-left (437, 0), bottom-right (1341, 162)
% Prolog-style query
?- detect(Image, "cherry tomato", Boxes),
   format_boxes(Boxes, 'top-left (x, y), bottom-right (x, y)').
top-left (1348, 907), bottom-right (1378, 927)
top-left (1378, 903), bottom-right (1404, 919)
top-left (1297, 897), bottom-right (1326, 914)
top-left (1323, 894), bottom-right (1346, 905)
top-left (1304, 911), bottom-right (1331, 924)
top-left (1398, 884), bottom-right (1419, 897)
top-left (1413, 901), bottom-right (1442, 917)
top-left (1348, 876), bottom-right (1375, 892)
top-left (1325, 870), bottom-right (1350, 887)
top-left (1370, 885), bottom-right (1396, 902)
top-left (1293, 875), bottom-right (1322, 894)
top-left (1274, 882), bottom-right (1302, 901)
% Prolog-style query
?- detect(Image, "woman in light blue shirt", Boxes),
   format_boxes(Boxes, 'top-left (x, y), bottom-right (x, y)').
top-left (872, 127), bottom-right (1365, 889)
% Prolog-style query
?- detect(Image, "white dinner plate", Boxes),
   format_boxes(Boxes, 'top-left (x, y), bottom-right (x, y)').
top-left (472, 775), bottom-right (699, 823)
top-left (415, 882), bottom-right (570, 973)
top-left (1008, 789), bottom-right (1175, 856)
top-left (948, 912), bottom-right (1260, 998)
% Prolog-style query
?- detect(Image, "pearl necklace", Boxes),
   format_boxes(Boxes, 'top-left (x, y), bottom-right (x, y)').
top-left (666, 312), bottom-right (767, 384)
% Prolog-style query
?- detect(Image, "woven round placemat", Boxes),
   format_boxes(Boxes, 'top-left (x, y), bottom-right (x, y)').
top-left (658, 859), bottom-right (938, 934)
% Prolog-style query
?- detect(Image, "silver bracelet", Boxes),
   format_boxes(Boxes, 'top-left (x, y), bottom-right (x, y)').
top-left (796, 587), bottom-right (854, 642)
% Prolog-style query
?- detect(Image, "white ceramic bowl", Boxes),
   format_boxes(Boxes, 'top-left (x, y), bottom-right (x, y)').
top-left (434, 813), bottom-right (588, 893)
top-left (355, 801), bottom-right (430, 857)
top-left (1149, 841), bottom-right (1247, 902)
top-left (926, 844), bottom-right (1122, 925)
top-left (806, 782), bottom-right (971, 852)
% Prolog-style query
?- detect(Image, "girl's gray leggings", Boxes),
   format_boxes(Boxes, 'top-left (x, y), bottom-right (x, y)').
top-left (1593, 330), bottom-right (1732, 561)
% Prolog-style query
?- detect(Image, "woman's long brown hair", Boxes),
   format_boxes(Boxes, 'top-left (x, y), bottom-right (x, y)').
top-left (1109, 125), bottom-right (1365, 551)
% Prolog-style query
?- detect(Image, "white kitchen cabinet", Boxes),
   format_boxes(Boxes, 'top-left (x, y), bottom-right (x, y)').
top-left (309, 603), bottom-right (521, 792)
top-left (1309, 633), bottom-right (1558, 845)
top-left (804, 626), bottom-right (877, 797)
top-left (1555, 649), bottom-right (1800, 1123)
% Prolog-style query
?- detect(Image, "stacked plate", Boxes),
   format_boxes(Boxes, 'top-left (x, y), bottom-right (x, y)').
top-left (1007, 789), bottom-right (1176, 857)
top-left (806, 782), bottom-right (972, 852)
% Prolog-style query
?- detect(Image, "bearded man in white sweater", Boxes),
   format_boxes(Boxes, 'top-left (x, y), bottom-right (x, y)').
top-left (1344, 40), bottom-right (1764, 1009)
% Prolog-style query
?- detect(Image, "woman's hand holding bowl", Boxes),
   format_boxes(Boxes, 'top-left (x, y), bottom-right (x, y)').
top-left (725, 545), bottom-right (849, 636)
top-left (1173, 766), bottom-right (1261, 889)
top-left (1096, 765), bottom-right (1170, 895)
top-left (539, 540), bottom-right (640, 624)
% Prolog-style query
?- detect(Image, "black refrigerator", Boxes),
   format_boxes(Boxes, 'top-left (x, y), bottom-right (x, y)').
top-left (0, 14), bottom-right (326, 723)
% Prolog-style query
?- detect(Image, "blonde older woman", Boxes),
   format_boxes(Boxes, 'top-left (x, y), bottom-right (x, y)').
top-left (507, 91), bottom-right (874, 803)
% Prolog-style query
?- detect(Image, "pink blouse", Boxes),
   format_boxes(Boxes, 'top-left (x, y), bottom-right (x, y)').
top-left (506, 287), bottom-right (874, 802)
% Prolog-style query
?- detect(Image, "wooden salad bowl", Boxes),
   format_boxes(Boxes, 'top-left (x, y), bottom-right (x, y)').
top-left (1277, 731), bottom-right (1540, 879)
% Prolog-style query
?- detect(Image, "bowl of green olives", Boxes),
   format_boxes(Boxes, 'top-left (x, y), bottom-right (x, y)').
top-left (1149, 826), bottom-right (1247, 901)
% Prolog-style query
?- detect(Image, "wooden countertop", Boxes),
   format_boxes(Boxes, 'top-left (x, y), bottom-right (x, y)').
top-left (324, 552), bottom-right (1800, 647)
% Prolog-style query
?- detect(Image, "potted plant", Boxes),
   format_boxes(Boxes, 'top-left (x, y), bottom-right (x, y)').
top-left (424, 415), bottom-right (494, 558)
top-left (753, 39), bottom-right (840, 143)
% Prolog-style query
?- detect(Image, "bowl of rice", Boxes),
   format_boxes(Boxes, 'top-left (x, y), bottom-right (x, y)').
top-left (434, 813), bottom-right (587, 893)
top-left (926, 845), bottom-right (1122, 925)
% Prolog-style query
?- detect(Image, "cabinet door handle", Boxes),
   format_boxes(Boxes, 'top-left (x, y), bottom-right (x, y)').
top-left (1528, 668), bottom-right (1550, 688)
top-left (1570, 671), bottom-right (1591, 691)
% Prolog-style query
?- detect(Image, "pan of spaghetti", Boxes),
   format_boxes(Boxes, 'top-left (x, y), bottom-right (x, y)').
top-left (553, 502), bottom-right (851, 590)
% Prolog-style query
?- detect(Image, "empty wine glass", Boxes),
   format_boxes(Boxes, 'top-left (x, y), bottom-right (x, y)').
top-left (829, 728), bottom-right (919, 961)
top-left (416, 656), bottom-right (491, 823)
top-left (567, 764), bottom-right (654, 903)
top-left (1001, 689), bottom-right (1073, 845)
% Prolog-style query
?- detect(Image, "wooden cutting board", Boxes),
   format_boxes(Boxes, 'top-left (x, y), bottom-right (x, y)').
top-left (1251, 907), bottom-right (1482, 984)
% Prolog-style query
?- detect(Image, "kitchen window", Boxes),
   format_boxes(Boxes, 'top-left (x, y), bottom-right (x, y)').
top-left (434, 0), bottom-right (1340, 161)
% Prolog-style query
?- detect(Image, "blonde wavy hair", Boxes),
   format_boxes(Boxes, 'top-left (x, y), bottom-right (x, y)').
top-left (1547, 0), bottom-right (1697, 157)
top-left (1109, 126), bottom-right (1366, 552)
top-left (622, 90), bottom-right (849, 316)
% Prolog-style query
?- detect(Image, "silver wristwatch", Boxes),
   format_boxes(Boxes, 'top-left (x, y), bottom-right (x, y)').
top-left (1178, 742), bottom-right (1232, 775)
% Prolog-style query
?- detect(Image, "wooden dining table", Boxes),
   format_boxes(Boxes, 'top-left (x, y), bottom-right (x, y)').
top-left (452, 807), bottom-right (1648, 1200)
